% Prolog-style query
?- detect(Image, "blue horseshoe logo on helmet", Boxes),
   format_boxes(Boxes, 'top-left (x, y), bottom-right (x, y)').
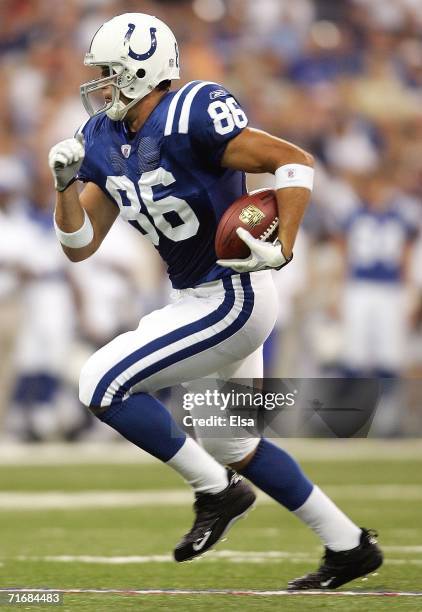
top-left (124, 23), bottom-right (157, 60)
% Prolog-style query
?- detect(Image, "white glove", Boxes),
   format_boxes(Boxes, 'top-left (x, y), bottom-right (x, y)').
top-left (48, 134), bottom-right (85, 192)
top-left (217, 227), bottom-right (293, 273)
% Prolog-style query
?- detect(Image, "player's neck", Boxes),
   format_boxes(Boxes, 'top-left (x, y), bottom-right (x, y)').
top-left (124, 89), bottom-right (168, 134)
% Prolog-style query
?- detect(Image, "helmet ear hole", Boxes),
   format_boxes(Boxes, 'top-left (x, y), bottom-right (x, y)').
top-left (136, 68), bottom-right (146, 78)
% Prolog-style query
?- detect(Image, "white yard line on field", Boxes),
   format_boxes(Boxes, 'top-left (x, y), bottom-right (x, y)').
top-left (0, 490), bottom-right (190, 510)
top-left (384, 546), bottom-right (422, 552)
top-left (0, 439), bottom-right (421, 465)
top-left (15, 550), bottom-right (311, 564)
top-left (1, 587), bottom-right (422, 597)
top-left (12, 550), bottom-right (422, 565)
top-left (1, 485), bottom-right (422, 510)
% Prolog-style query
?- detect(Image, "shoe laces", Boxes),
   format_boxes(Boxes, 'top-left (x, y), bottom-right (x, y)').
top-left (292, 528), bottom-right (380, 585)
top-left (188, 473), bottom-right (236, 537)
top-left (186, 493), bottom-right (222, 537)
top-left (322, 528), bottom-right (378, 566)
top-left (364, 528), bottom-right (378, 544)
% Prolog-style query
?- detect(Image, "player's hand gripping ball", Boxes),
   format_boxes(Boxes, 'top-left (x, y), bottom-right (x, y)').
top-left (215, 189), bottom-right (292, 272)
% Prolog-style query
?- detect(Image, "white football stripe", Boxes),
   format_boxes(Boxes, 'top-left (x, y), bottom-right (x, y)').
top-left (164, 81), bottom-right (197, 136)
top-left (102, 276), bottom-right (246, 406)
top-left (177, 81), bottom-right (218, 134)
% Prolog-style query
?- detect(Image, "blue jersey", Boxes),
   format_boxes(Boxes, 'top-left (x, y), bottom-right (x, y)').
top-left (77, 80), bottom-right (248, 289)
top-left (343, 204), bottom-right (416, 283)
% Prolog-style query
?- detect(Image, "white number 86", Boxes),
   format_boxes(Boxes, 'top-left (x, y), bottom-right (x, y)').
top-left (207, 97), bottom-right (248, 135)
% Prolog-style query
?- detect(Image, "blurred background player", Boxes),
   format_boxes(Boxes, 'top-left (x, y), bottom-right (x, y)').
top-left (335, 168), bottom-right (418, 435)
top-left (3, 166), bottom-right (78, 441)
top-left (338, 168), bottom-right (418, 380)
top-left (67, 217), bottom-right (166, 439)
top-left (0, 157), bottom-right (28, 432)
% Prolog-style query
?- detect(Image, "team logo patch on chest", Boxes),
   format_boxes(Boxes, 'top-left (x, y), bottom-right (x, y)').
top-left (239, 204), bottom-right (266, 228)
top-left (121, 144), bottom-right (132, 158)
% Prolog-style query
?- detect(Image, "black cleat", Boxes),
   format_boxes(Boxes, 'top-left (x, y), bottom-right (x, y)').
top-left (288, 528), bottom-right (383, 590)
top-left (174, 470), bottom-right (256, 562)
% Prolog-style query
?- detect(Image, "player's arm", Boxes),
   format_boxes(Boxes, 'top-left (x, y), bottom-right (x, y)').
top-left (55, 181), bottom-right (118, 262)
top-left (221, 127), bottom-right (314, 258)
top-left (49, 135), bottom-right (118, 262)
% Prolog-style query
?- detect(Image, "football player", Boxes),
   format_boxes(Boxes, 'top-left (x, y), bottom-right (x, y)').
top-left (339, 170), bottom-right (417, 379)
top-left (48, 13), bottom-right (382, 588)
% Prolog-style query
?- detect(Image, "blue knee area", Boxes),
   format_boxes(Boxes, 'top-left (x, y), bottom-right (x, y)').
top-left (13, 376), bottom-right (34, 406)
top-left (98, 393), bottom-right (186, 462)
top-left (13, 373), bottom-right (60, 406)
top-left (240, 438), bottom-right (313, 511)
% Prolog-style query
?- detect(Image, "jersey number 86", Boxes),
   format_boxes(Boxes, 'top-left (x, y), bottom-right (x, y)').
top-left (207, 97), bottom-right (248, 135)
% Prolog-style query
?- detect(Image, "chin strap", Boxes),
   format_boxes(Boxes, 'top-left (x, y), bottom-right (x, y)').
top-left (106, 99), bottom-right (128, 121)
top-left (106, 88), bottom-right (146, 121)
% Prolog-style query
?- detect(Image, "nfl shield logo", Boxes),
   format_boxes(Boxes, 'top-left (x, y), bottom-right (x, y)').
top-left (121, 144), bottom-right (131, 158)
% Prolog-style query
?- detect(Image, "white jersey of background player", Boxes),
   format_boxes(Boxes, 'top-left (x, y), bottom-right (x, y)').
top-left (48, 13), bottom-right (382, 588)
top-left (339, 171), bottom-right (417, 377)
top-left (1, 191), bottom-right (75, 441)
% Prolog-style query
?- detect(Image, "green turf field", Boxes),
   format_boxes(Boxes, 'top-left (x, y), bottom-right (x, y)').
top-left (0, 442), bottom-right (421, 611)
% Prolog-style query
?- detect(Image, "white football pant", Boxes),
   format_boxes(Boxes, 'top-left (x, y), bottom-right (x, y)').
top-left (342, 281), bottom-right (407, 372)
top-left (79, 270), bottom-right (278, 464)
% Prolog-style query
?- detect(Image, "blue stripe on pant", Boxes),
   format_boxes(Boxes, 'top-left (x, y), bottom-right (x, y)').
top-left (90, 274), bottom-right (254, 408)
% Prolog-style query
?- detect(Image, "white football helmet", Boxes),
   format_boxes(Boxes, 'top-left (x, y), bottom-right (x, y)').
top-left (80, 13), bottom-right (180, 121)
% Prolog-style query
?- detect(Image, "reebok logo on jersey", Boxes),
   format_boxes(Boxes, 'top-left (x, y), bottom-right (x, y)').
top-left (192, 529), bottom-right (213, 551)
top-left (209, 89), bottom-right (226, 100)
top-left (121, 144), bottom-right (131, 158)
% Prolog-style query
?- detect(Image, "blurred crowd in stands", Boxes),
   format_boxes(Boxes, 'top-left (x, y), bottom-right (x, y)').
top-left (0, 0), bottom-right (421, 440)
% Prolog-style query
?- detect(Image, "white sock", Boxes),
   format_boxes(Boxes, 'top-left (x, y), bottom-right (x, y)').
top-left (293, 486), bottom-right (362, 551)
top-left (167, 436), bottom-right (228, 494)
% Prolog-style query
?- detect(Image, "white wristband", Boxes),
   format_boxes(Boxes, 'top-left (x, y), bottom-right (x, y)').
top-left (275, 164), bottom-right (314, 191)
top-left (54, 209), bottom-right (94, 248)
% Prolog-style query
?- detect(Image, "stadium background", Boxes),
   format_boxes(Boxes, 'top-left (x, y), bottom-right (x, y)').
top-left (0, 0), bottom-right (421, 608)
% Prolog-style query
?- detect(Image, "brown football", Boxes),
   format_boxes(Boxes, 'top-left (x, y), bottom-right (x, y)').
top-left (215, 189), bottom-right (279, 259)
